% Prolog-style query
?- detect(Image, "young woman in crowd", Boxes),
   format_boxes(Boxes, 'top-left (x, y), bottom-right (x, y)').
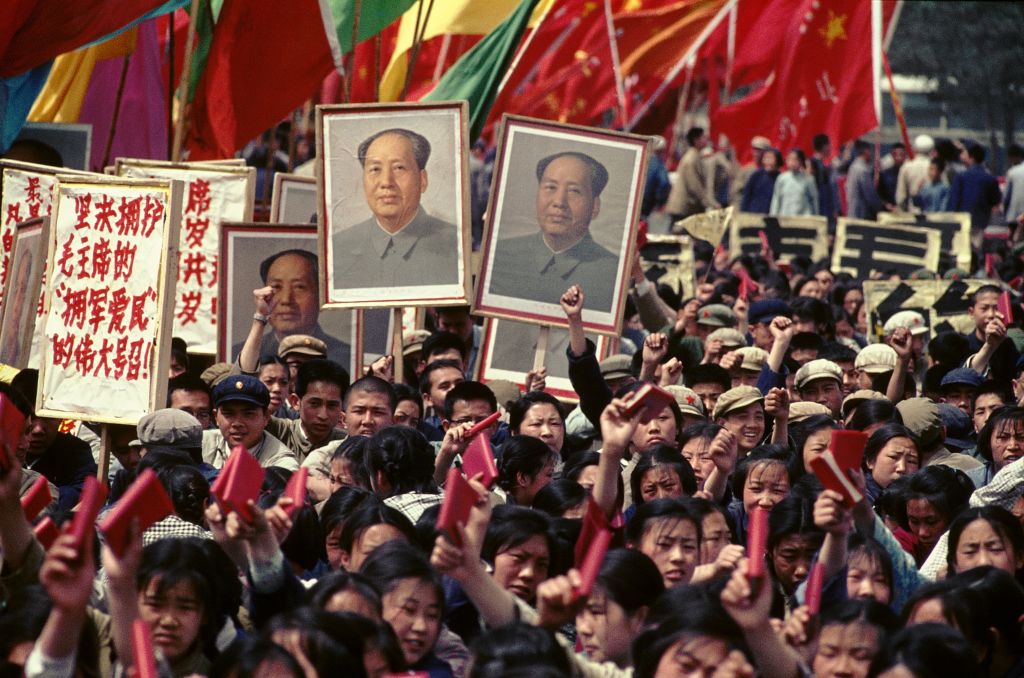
top-left (507, 392), bottom-right (566, 459)
top-left (495, 435), bottom-right (557, 506)
top-left (862, 423), bottom-right (921, 502)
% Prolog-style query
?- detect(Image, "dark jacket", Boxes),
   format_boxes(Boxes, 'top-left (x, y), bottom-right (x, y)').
top-left (27, 432), bottom-right (97, 512)
top-left (740, 169), bottom-right (779, 214)
top-left (949, 164), bottom-right (1001, 230)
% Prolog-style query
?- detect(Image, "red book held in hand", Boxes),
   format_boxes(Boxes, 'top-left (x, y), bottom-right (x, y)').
top-left (21, 474), bottom-right (51, 521)
top-left (282, 466), bottom-right (308, 518)
top-left (621, 383), bottom-right (676, 420)
top-left (746, 506), bottom-right (768, 580)
top-left (461, 434), bottom-right (498, 489)
top-left (998, 290), bottom-right (1014, 324)
top-left (210, 446), bottom-right (266, 521)
top-left (437, 468), bottom-right (477, 547)
top-left (67, 476), bottom-right (107, 552)
top-left (98, 469), bottom-right (174, 557)
top-left (574, 497), bottom-right (612, 598)
top-left (809, 430), bottom-right (867, 507)
top-left (0, 393), bottom-right (25, 471)
top-left (805, 561), bottom-right (825, 615)
top-left (132, 619), bottom-right (160, 678)
top-left (34, 516), bottom-right (60, 550)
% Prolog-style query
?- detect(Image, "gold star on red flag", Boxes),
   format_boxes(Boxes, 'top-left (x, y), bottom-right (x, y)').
top-left (819, 11), bottom-right (848, 47)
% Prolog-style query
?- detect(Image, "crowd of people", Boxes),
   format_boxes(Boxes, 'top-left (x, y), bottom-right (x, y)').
top-left (5, 127), bottom-right (1024, 678)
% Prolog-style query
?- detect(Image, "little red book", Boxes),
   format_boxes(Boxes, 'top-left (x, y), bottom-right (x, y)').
top-left (746, 506), bottom-right (769, 580)
top-left (809, 429), bottom-right (867, 507)
top-left (998, 290), bottom-right (1014, 324)
top-left (0, 393), bottom-right (25, 471)
top-left (574, 497), bottom-right (612, 598)
top-left (461, 434), bottom-right (498, 489)
top-left (132, 619), bottom-right (159, 678)
top-left (98, 469), bottom-right (174, 557)
top-left (621, 383), bottom-right (676, 420)
top-left (67, 476), bottom-right (107, 552)
top-left (210, 446), bottom-right (266, 521)
top-left (34, 516), bottom-right (59, 550)
top-left (437, 468), bottom-right (477, 547)
top-left (805, 561), bottom-right (825, 615)
top-left (282, 467), bottom-right (308, 518)
top-left (21, 474), bottom-right (51, 521)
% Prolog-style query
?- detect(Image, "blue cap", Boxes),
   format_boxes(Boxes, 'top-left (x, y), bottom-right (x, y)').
top-left (939, 368), bottom-right (984, 390)
top-left (748, 299), bottom-right (792, 325)
top-left (212, 374), bottom-right (271, 409)
top-left (936, 403), bottom-right (974, 450)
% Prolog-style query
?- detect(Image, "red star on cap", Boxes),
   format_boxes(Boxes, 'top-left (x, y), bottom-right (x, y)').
top-left (703, 310), bottom-right (711, 317)
top-left (686, 395), bottom-right (696, 404)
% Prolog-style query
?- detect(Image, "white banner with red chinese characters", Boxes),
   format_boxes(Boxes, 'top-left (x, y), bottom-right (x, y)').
top-left (37, 176), bottom-right (181, 423)
top-left (0, 161), bottom-right (91, 313)
top-left (115, 161), bottom-right (255, 354)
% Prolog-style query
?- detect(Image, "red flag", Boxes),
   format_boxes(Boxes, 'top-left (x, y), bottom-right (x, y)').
top-left (713, 0), bottom-right (877, 164)
top-left (187, 0), bottom-right (334, 159)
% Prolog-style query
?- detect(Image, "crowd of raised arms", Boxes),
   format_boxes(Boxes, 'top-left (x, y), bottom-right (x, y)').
top-left (5, 178), bottom-right (1024, 676)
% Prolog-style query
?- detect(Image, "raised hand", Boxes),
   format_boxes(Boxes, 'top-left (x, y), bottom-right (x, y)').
top-left (708, 429), bottom-right (739, 473)
top-left (764, 387), bottom-right (790, 419)
top-left (659, 357), bottom-right (683, 386)
top-left (253, 285), bottom-right (275, 317)
top-left (560, 285), bottom-right (585, 319)
top-left (720, 558), bottom-right (773, 631)
top-left (536, 569), bottom-right (585, 630)
top-left (814, 489), bottom-right (853, 536)
top-left (41, 533), bottom-right (96, 612)
top-left (525, 367), bottom-right (548, 393)
top-left (368, 355), bottom-right (395, 382)
top-left (643, 332), bottom-right (669, 366)
top-left (599, 398), bottom-right (642, 454)
top-left (769, 315), bottom-right (795, 341)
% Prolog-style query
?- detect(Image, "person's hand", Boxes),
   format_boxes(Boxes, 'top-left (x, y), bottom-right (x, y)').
top-left (265, 496), bottom-right (296, 545)
top-left (680, 298), bottom-right (701, 327)
top-left (225, 501), bottom-right (281, 565)
top-left (733, 296), bottom-right (749, 320)
top-left (430, 477), bottom-right (491, 582)
top-left (814, 489), bottom-right (853, 537)
top-left (659, 357), bottom-right (683, 387)
top-left (525, 367), bottom-right (547, 393)
top-left (985, 317), bottom-right (1007, 348)
top-left (438, 422), bottom-right (475, 462)
top-left (536, 569), bottom-right (585, 630)
top-left (0, 438), bottom-right (23, 508)
top-left (368, 355), bottom-right (395, 382)
top-left (41, 533), bottom-right (96, 612)
top-left (599, 398), bottom-right (642, 455)
top-left (720, 558), bottom-right (773, 631)
top-left (703, 339), bottom-right (724, 363)
top-left (696, 282), bottom-right (716, 302)
top-left (886, 327), bottom-right (912, 364)
top-left (711, 544), bottom-right (746, 576)
top-left (630, 249), bottom-right (646, 285)
top-left (764, 387), bottom-right (790, 420)
top-left (102, 518), bottom-right (143, 594)
top-left (708, 429), bottom-right (739, 473)
top-left (710, 651), bottom-right (756, 678)
top-left (780, 605), bottom-right (817, 661)
top-left (719, 350), bottom-right (740, 372)
top-left (643, 332), bottom-right (669, 366)
top-left (253, 285), bottom-right (274, 317)
top-left (560, 286), bottom-right (585, 319)
top-left (769, 316), bottom-right (795, 341)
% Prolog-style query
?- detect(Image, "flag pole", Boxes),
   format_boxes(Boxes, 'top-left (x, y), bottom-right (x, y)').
top-left (493, 0), bottom-right (556, 97)
top-left (871, 0), bottom-right (882, 183)
top-left (345, 0), bottom-right (361, 101)
top-left (172, 0), bottom-right (202, 161)
top-left (401, 0), bottom-right (437, 100)
top-left (627, 0), bottom-right (737, 131)
top-left (723, 0), bottom-right (737, 101)
top-left (102, 55), bottom-right (132, 169)
top-left (603, 0), bottom-right (628, 128)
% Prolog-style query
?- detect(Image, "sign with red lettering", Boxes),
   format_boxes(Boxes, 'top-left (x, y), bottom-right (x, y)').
top-left (0, 161), bottom-right (91, 314)
top-left (36, 176), bottom-right (181, 424)
top-left (115, 160), bottom-right (255, 354)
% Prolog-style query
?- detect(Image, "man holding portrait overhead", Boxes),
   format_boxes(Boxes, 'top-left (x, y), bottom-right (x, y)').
top-left (331, 128), bottom-right (458, 289)
top-left (489, 151), bottom-right (618, 312)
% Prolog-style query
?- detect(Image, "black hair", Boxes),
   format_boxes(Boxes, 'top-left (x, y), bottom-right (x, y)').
top-left (863, 423), bottom-right (919, 466)
top-left (9, 367), bottom-right (38, 406)
top-left (363, 426), bottom-right (438, 497)
top-left (294, 358), bottom-right (350, 398)
top-left (158, 464), bottom-right (209, 526)
top-left (321, 486), bottom-right (376, 537)
top-left (819, 342), bottom-right (857, 364)
top-left (392, 383), bottom-right (423, 416)
top-left (678, 421), bottom-right (723, 448)
top-left (443, 380), bottom-right (498, 421)
top-left (903, 465), bottom-right (973, 525)
top-left (562, 450), bottom-right (625, 508)
top-left (847, 534), bottom-right (895, 603)
top-left (258, 249), bottom-right (318, 286)
top-left (418, 358), bottom-right (464, 396)
top-left (358, 127), bottom-right (430, 169)
top-left (847, 399), bottom-right (902, 431)
top-left (507, 391), bottom-right (565, 434)
top-left (952, 566), bottom-right (1024, 655)
top-left (0, 585), bottom-right (100, 676)
top-left (928, 332), bottom-right (971, 368)
top-left (345, 375), bottom-right (397, 410)
top-left (791, 296), bottom-right (831, 328)
top-left (789, 414), bottom-right (841, 460)
top-left (684, 363), bottom-right (731, 392)
top-left (359, 539), bottom-right (445, 615)
top-left (685, 127), bottom-right (705, 146)
top-left (730, 445), bottom-right (801, 499)
top-left (330, 611), bottom-right (406, 673)
top-left (946, 506), bottom-right (1024, 574)
top-left (767, 494), bottom-right (823, 553)
top-left (973, 381), bottom-right (1011, 409)
top-left (787, 147), bottom-right (807, 166)
top-left (625, 497), bottom-right (702, 547)
top-left (531, 478), bottom-right (586, 517)
top-left (208, 636), bottom-right (304, 678)
top-left (170, 336), bottom-right (189, 374)
top-left (535, 151), bottom-right (610, 197)
top-left (330, 435), bottom-right (373, 489)
top-left (875, 474), bottom-right (911, 526)
top-left (975, 405), bottom-right (1024, 465)
top-left (496, 435), bottom-right (555, 494)
top-left (482, 504), bottom-right (557, 566)
top-left (469, 623), bottom-right (573, 678)
top-left (421, 331), bottom-right (467, 363)
top-left (968, 284), bottom-right (1002, 308)
top-left (812, 134), bottom-right (830, 152)
top-left (820, 597), bottom-right (899, 635)
top-left (789, 331), bottom-right (824, 353)
top-left (967, 143), bottom-right (986, 164)
top-left (596, 548), bottom-right (665, 614)
top-left (166, 372), bottom-right (212, 406)
top-left (868, 623), bottom-right (982, 678)
top-left (137, 538), bottom-right (226, 660)
top-left (307, 569), bottom-right (385, 618)
top-left (629, 444), bottom-right (698, 507)
top-left (338, 501), bottom-right (416, 556)
top-left (263, 607), bottom-right (368, 678)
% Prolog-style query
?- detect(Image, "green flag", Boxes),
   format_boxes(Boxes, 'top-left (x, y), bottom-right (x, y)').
top-left (185, 0), bottom-right (224, 103)
top-left (423, 0), bottom-right (541, 140)
top-left (324, 0), bottom-right (417, 55)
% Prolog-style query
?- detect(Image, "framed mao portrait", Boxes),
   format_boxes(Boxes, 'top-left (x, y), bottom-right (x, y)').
top-left (270, 173), bottom-right (317, 224)
top-left (474, 115), bottom-right (650, 337)
top-left (0, 217), bottom-right (49, 369)
top-left (316, 101), bottom-right (472, 308)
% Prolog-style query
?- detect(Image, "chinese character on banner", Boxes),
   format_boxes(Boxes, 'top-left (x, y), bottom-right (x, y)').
top-left (37, 177), bottom-right (180, 422)
top-left (115, 162), bottom-right (255, 354)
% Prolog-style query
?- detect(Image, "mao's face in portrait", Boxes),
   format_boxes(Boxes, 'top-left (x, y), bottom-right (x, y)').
top-left (535, 155), bottom-right (601, 250)
top-left (362, 133), bottom-right (427, 232)
top-left (267, 253), bottom-right (319, 336)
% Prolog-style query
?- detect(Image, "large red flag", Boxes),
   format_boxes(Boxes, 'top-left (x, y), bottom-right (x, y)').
top-left (713, 0), bottom-right (877, 164)
top-left (186, 0), bottom-right (334, 159)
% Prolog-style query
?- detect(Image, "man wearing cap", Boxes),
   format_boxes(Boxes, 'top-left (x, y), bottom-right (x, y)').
top-left (895, 397), bottom-right (982, 473)
top-left (721, 346), bottom-right (767, 388)
top-left (713, 385), bottom-right (768, 457)
top-left (730, 136), bottom-right (770, 206)
top-left (266, 359), bottom-right (348, 461)
top-left (964, 284), bottom-right (1019, 393)
top-left (114, 409), bottom-right (217, 496)
top-left (666, 385), bottom-right (707, 429)
top-left (895, 134), bottom-right (935, 211)
top-left (883, 310), bottom-right (929, 383)
top-left (794, 359), bottom-right (844, 418)
top-left (235, 254), bottom-right (351, 370)
top-left (841, 390), bottom-right (887, 425)
top-left (203, 375), bottom-right (299, 471)
top-left (747, 300), bottom-right (791, 351)
top-left (853, 344), bottom-right (898, 391)
top-left (939, 367), bottom-right (984, 417)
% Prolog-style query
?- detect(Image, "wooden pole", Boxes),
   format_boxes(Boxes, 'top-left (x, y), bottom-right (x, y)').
top-left (346, 0), bottom-right (362, 102)
top-left (374, 34), bottom-right (382, 102)
top-left (532, 325), bottom-right (550, 374)
top-left (172, 0), bottom-right (203, 161)
top-left (603, 0), bottom-right (629, 127)
top-left (101, 55), bottom-right (132, 169)
top-left (167, 18), bottom-right (174, 159)
top-left (97, 424), bottom-right (111, 485)
top-left (401, 0), bottom-right (437, 101)
top-left (392, 307), bottom-right (405, 385)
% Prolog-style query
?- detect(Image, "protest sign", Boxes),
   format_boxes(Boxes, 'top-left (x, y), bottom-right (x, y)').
top-left (832, 218), bottom-right (940, 279)
top-left (115, 159), bottom-right (256, 354)
top-left (476, 318), bottom-right (611, 402)
top-left (270, 173), bottom-right (317, 224)
top-left (862, 278), bottom-right (988, 341)
top-left (729, 213), bottom-right (829, 262)
top-left (0, 217), bottom-right (49, 368)
top-left (0, 160), bottom-right (91, 313)
top-left (640, 234), bottom-right (696, 302)
top-left (878, 211), bottom-right (972, 272)
top-left (36, 175), bottom-right (181, 424)
top-left (673, 206), bottom-right (732, 248)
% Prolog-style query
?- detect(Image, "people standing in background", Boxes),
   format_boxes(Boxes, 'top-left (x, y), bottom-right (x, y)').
top-left (641, 136), bottom-right (671, 218)
top-left (770, 149), bottom-right (818, 216)
top-left (731, 136), bottom-right (771, 206)
top-left (1002, 144), bottom-right (1024, 227)
top-left (896, 134), bottom-right (935, 211)
top-left (877, 142), bottom-right (906, 207)
top-left (740, 148), bottom-right (782, 214)
top-left (667, 127), bottom-right (719, 220)
top-left (915, 158), bottom-right (950, 213)
top-left (846, 140), bottom-right (888, 220)
top-left (949, 143), bottom-right (1001, 240)
top-left (810, 134), bottom-right (839, 225)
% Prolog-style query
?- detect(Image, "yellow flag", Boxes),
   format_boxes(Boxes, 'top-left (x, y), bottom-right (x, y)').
top-left (379, 0), bottom-right (556, 101)
top-left (28, 29), bottom-right (137, 123)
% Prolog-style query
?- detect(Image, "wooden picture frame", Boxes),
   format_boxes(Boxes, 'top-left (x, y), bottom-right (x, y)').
top-left (473, 115), bottom-right (650, 337)
top-left (0, 217), bottom-right (49, 369)
top-left (270, 173), bottom-right (317, 224)
top-left (316, 101), bottom-right (472, 308)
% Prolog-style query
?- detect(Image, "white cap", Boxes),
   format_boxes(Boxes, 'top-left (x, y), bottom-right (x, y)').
top-left (883, 310), bottom-right (929, 337)
top-left (913, 134), bottom-right (935, 154)
top-left (854, 344), bottom-right (898, 374)
top-left (794, 359), bottom-right (843, 390)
